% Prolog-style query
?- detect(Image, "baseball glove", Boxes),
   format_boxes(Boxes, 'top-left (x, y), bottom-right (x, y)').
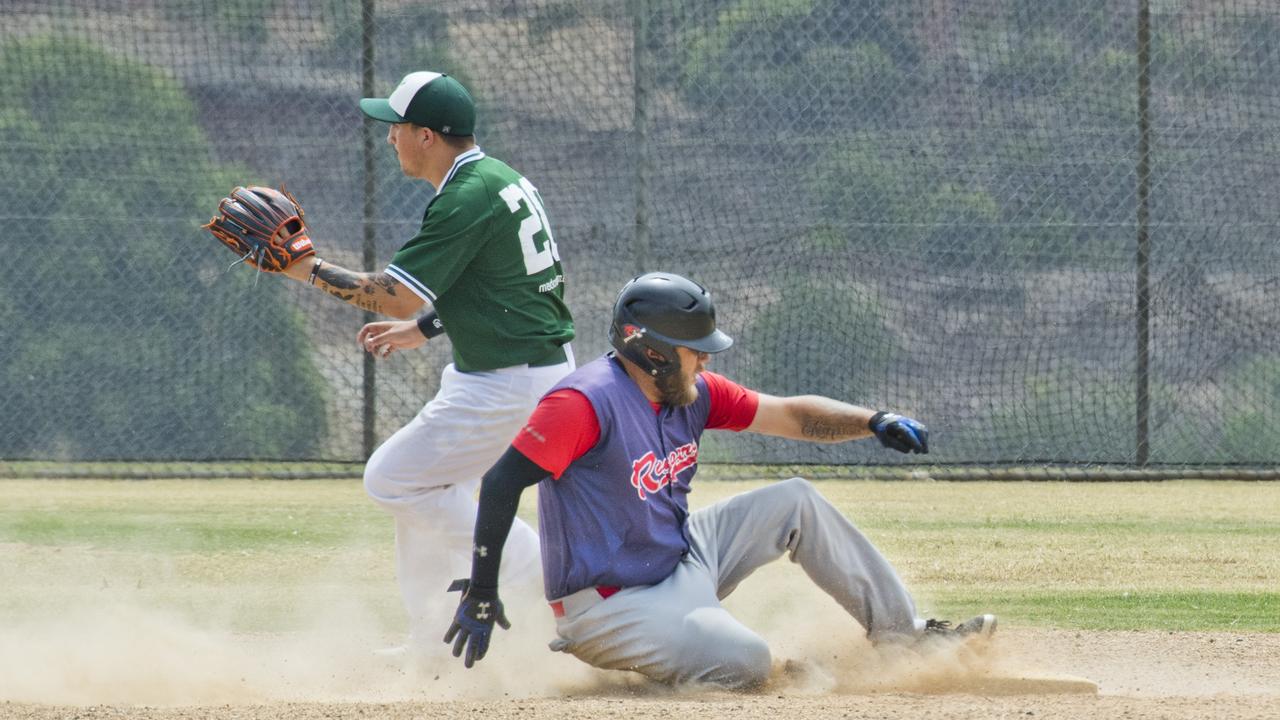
top-left (204, 186), bottom-right (315, 272)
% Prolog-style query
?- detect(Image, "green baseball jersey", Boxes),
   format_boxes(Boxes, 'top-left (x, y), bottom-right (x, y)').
top-left (386, 150), bottom-right (574, 372)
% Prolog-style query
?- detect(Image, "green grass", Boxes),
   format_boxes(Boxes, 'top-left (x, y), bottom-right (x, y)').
top-left (1, 478), bottom-right (1277, 633)
top-left (939, 591), bottom-right (1278, 631)
top-left (0, 480), bottom-right (384, 551)
top-left (0, 461), bottom-right (361, 479)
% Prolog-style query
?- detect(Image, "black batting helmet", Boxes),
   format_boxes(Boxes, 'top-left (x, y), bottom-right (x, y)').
top-left (609, 272), bottom-right (733, 377)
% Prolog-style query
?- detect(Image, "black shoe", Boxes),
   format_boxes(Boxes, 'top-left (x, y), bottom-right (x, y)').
top-left (923, 613), bottom-right (997, 640)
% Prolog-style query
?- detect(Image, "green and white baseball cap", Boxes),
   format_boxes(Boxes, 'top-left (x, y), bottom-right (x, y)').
top-left (359, 71), bottom-right (476, 135)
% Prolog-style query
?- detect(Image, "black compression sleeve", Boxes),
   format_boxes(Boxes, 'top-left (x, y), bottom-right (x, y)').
top-left (470, 446), bottom-right (550, 591)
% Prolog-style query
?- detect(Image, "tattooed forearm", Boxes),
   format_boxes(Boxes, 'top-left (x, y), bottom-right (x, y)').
top-left (800, 415), bottom-right (857, 441)
top-left (323, 288), bottom-right (386, 313)
top-left (315, 267), bottom-right (399, 315)
top-left (369, 273), bottom-right (398, 295)
top-left (353, 297), bottom-right (385, 313)
top-left (793, 397), bottom-right (871, 442)
top-left (316, 264), bottom-right (363, 290)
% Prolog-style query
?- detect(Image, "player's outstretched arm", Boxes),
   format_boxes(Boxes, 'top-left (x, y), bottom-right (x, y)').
top-left (444, 446), bottom-right (549, 668)
top-left (746, 394), bottom-right (928, 453)
top-left (746, 394), bottom-right (876, 442)
top-left (282, 257), bottom-right (424, 318)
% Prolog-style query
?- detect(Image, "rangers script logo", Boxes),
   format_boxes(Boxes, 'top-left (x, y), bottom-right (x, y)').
top-left (629, 441), bottom-right (698, 500)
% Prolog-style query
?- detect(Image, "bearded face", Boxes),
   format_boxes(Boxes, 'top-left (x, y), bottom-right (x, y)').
top-left (652, 346), bottom-right (709, 407)
top-left (655, 367), bottom-right (699, 407)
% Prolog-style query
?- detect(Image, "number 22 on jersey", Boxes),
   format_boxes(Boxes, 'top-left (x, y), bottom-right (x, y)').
top-left (499, 178), bottom-right (561, 275)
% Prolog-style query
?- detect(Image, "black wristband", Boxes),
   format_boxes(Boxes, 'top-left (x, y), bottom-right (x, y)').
top-left (416, 311), bottom-right (445, 339)
top-left (868, 411), bottom-right (888, 430)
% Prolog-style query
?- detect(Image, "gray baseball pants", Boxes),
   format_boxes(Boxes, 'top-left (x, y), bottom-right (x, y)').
top-left (547, 477), bottom-right (921, 688)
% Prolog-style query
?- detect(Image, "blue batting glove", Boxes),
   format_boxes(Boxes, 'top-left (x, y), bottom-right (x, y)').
top-left (442, 579), bottom-right (510, 668)
top-left (868, 411), bottom-right (929, 454)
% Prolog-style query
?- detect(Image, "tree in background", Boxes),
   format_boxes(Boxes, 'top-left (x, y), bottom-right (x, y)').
top-left (742, 275), bottom-right (901, 405)
top-left (1211, 356), bottom-right (1280, 465)
top-left (0, 36), bottom-right (328, 460)
top-left (674, 0), bottom-right (920, 131)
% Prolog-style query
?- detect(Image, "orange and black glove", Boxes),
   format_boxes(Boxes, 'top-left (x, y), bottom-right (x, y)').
top-left (204, 186), bottom-right (314, 272)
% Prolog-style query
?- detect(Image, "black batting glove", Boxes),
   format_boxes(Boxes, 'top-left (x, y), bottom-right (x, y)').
top-left (443, 578), bottom-right (510, 668)
top-left (868, 411), bottom-right (930, 454)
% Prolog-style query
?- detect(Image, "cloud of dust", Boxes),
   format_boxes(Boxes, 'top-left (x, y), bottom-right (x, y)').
top-left (0, 544), bottom-right (1078, 706)
top-left (0, 568), bottom-right (599, 706)
top-left (721, 567), bottom-right (1043, 696)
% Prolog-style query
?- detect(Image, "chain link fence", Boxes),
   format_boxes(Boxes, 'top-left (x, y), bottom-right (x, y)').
top-left (2, 0), bottom-right (1279, 478)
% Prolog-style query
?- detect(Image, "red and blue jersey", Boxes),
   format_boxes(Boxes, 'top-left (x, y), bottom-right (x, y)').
top-left (514, 354), bottom-right (759, 600)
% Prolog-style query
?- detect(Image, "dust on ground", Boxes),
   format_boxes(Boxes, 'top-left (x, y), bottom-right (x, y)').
top-left (2, 612), bottom-right (1277, 720)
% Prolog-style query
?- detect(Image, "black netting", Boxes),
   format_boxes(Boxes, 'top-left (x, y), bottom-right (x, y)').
top-left (2, 0), bottom-right (1278, 477)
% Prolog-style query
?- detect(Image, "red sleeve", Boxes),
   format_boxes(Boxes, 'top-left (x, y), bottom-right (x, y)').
top-left (702, 371), bottom-right (760, 431)
top-left (511, 389), bottom-right (600, 479)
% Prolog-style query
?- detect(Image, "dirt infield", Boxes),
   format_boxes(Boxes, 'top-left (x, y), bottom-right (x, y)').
top-left (3, 628), bottom-right (1276, 720)
top-left (4, 479), bottom-right (1275, 719)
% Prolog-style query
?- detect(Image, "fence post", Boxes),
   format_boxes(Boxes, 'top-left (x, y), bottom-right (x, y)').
top-left (1135, 0), bottom-right (1153, 466)
top-left (630, 0), bottom-right (651, 274)
top-left (361, 0), bottom-right (378, 460)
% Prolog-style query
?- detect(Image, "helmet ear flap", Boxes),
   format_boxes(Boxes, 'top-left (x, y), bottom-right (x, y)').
top-left (608, 315), bottom-right (682, 377)
top-left (636, 340), bottom-right (681, 377)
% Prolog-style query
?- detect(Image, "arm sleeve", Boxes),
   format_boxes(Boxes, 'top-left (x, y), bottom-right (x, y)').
top-left (470, 446), bottom-right (551, 590)
top-left (511, 389), bottom-right (600, 479)
top-left (702, 371), bottom-right (761, 431)
top-left (385, 199), bottom-right (491, 303)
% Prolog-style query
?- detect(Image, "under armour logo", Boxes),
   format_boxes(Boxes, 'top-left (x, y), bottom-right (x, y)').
top-left (476, 602), bottom-right (491, 619)
top-left (474, 544), bottom-right (488, 558)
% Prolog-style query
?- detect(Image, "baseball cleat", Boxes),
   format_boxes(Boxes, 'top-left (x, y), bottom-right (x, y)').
top-left (923, 613), bottom-right (997, 640)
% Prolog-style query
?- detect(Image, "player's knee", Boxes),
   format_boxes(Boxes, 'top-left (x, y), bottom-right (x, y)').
top-left (714, 634), bottom-right (773, 689)
top-left (682, 613), bottom-right (773, 689)
top-left (779, 476), bottom-right (820, 504)
top-left (362, 449), bottom-right (396, 504)
top-left (362, 471), bottom-right (386, 505)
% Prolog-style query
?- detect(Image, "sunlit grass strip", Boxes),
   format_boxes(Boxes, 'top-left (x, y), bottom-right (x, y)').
top-left (934, 591), bottom-right (1279, 632)
top-left (0, 462), bottom-right (362, 479)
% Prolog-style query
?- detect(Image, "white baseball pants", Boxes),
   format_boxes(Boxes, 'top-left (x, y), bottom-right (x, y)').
top-left (364, 349), bottom-right (574, 649)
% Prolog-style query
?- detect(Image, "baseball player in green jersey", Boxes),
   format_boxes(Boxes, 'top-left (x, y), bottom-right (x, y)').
top-left (280, 71), bottom-right (575, 657)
